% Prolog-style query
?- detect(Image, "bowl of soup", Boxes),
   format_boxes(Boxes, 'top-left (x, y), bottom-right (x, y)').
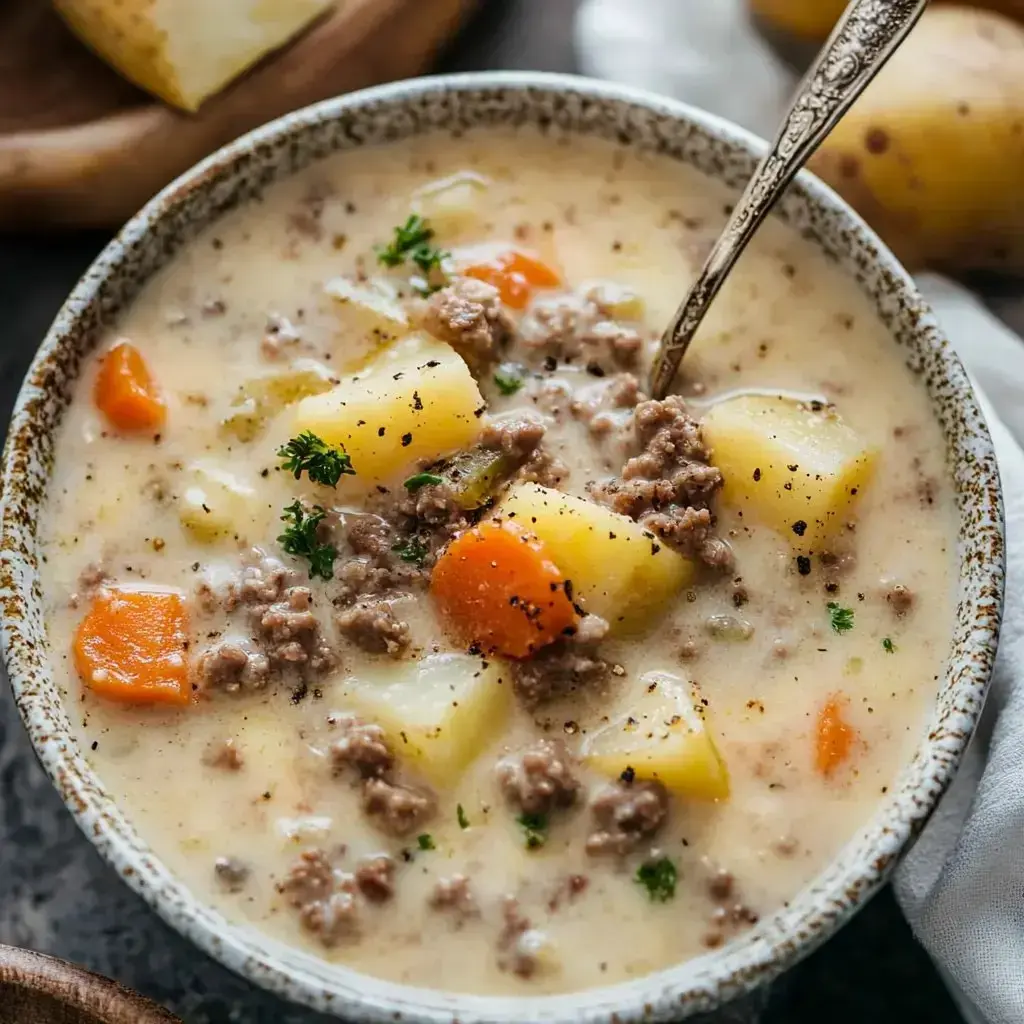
top-left (0, 72), bottom-right (1003, 1021)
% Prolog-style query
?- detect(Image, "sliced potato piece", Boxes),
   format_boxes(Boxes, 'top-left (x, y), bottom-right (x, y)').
top-left (411, 171), bottom-right (490, 236)
top-left (325, 276), bottom-right (409, 345)
top-left (497, 483), bottom-right (692, 630)
top-left (221, 360), bottom-right (336, 442)
top-left (583, 280), bottom-right (646, 321)
top-left (291, 333), bottom-right (484, 483)
top-left (340, 652), bottom-right (512, 787)
top-left (702, 394), bottom-right (877, 550)
top-left (582, 671), bottom-right (729, 800)
top-left (179, 462), bottom-right (262, 543)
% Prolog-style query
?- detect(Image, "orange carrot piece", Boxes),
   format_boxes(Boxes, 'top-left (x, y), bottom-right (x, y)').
top-left (73, 587), bottom-right (190, 706)
top-left (815, 694), bottom-right (857, 776)
top-left (463, 250), bottom-right (561, 309)
top-left (432, 519), bottom-right (577, 658)
top-left (94, 340), bottom-right (166, 432)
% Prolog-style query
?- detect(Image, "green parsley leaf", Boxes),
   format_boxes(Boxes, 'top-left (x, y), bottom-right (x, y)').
top-left (404, 472), bottom-right (444, 492)
top-left (516, 812), bottom-right (548, 850)
top-left (417, 833), bottom-right (435, 851)
top-left (278, 501), bottom-right (336, 580)
top-left (827, 601), bottom-right (855, 634)
top-left (278, 430), bottom-right (354, 487)
top-left (392, 536), bottom-right (429, 567)
top-left (882, 637), bottom-right (896, 654)
top-left (456, 803), bottom-right (470, 829)
top-left (493, 365), bottom-right (525, 396)
top-left (376, 215), bottom-right (449, 276)
top-left (635, 857), bottom-right (677, 903)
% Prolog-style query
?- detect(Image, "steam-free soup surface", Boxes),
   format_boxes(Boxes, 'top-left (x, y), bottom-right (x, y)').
top-left (41, 129), bottom-right (954, 995)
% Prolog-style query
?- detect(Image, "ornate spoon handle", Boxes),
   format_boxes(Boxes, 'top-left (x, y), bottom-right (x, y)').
top-left (649, 0), bottom-right (928, 400)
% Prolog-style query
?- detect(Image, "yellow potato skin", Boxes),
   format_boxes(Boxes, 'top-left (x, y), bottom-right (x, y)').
top-left (806, 6), bottom-right (1024, 275)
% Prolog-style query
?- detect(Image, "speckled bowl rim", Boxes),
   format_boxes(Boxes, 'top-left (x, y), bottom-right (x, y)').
top-left (0, 72), bottom-right (1004, 1023)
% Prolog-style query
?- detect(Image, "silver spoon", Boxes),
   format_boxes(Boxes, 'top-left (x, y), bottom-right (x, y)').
top-left (649, 0), bottom-right (928, 400)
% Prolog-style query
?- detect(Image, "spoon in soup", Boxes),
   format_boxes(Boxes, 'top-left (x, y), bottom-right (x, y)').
top-left (648, 0), bottom-right (928, 400)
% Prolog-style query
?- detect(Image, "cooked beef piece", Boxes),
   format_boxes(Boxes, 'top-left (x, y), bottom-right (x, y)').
top-left (214, 856), bottom-right (250, 892)
top-left (226, 549), bottom-right (294, 609)
top-left (277, 849), bottom-right (359, 946)
top-left (361, 778), bottom-right (436, 837)
top-left (510, 616), bottom-right (611, 709)
top-left (570, 373), bottom-right (645, 441)
top-left (480, 415), bottom-right (546, 460)
top-left (202, 737), bottom-right (244, 770)
top-left (197, 639), bottom-right (271, 693)
top-left (585, 779), bottom-right (669, 856)
top-left (257, 586), bottom-right (333, 669)
top-left (885, 581), bottom-right (914, 617)
top-left (517, 447), bottom-right (571, 488)
top-left (344, 514), bottom-right (394, 557)
top-left (354, 854), bottom-right (395, 903)
top-left (496, 739), bottom-right (581, 816)
top-left (422, 277), bottom-right (513, 370)
top-left (594, 395), bottom-right (728, 567)
top-left (398, 480), bottom-right (466, 531)
top-left (328, 717), bottom-right (395, 779)
top-left (77, 563), bottom-right (109, 598)
top-left (519, 291), bottom-right (643, 372)
top-left (335, 556), bottom-right (423, 607)
top-left (496, 896), bottom-right (548, 978)
top-left (429, 875), bottom-right (479, 923)
top-left (336, 599), bottom-right (411, 657)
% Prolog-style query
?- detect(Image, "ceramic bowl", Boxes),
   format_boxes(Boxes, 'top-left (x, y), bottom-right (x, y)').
top-left (0, 72), bottom-right (1004, 1023)
top-left (0, 944), bottom-right (180, 1024)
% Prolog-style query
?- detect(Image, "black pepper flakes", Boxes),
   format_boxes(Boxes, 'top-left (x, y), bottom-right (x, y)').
top-left (792, 520), bottom-right (807, 537)
top-left (377, 426), bottom-right (386, 437)
top-left (796, 555), bottom-right (811, 576)
top-left (753, 468), bottom-right (762, 482)
top-left (620, 766), bottom-right (636, 784)
top-left (401, 432), bottom-right (413, 447)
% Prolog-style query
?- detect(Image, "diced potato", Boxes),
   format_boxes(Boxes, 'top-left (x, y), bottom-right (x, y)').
top-left (324, 276), bottom-right (409, 345)
top-left (340, 652), bottom-right (512, 787)
top-left (583, 280), bottom-right (645, 321)
top-left (221, 360), bottom-right (336, 442)
top-left (291, 333), bottom-right (485, 483)
top-left (179, 462), bottom-right (261, 543)
top-left (582, 671), bottom-right (729, 801)
top-left (702, 394), bottom-right (878, 550)
top-left (411, 171), bottom-right (490, 236)
top-left (497, 483), bottom-right (692, 631)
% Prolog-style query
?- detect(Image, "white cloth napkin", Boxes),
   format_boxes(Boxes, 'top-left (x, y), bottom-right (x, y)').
top-left (576, 3), bottom-right (1024, 1022)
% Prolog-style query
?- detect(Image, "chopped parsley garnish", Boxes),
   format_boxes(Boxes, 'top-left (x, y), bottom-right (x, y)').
top-left (516, 812), bottom-right (548, 849)
top-left (376, 215), bottom-right (449, 276)
top-left (392, 536), bottom-right (429, 567)
top-left (882, 637), bottom-right (896, 654)
top-left (493, 365), bottom-right (525, 396)
top-left (456, 803), bottom-right (470, 829)
top-left (827, 601), bottom-right (855, 634)
top-left (417, 833), bottom-right (435, 851)
top-left (278, 430), bottom-right (354, 487)
top-left (404, 472), bottom-right (444, 492)
top-left (635, 857), bottom-right (677, 902)
top-left (278, 501), bottom-right (336, 580)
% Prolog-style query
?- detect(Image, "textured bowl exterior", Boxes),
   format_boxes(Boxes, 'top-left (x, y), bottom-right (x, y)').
top-left (0, 72), bottom-right (1005, 1023)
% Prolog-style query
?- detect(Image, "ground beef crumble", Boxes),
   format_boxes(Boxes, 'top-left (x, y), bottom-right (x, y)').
top-left (429, 874), bottom-right (479, 924)
top-left (277, 849), bottom-right (360, 946)
top-left (422, 277), bottom-right (513, 371)
top-left (336, 598), bottom-right (411, 657)
top-left (362, 778), bottom-right (437, 837)
top-left (328, 716), bottom-right (395, 779)
top-left (495, 896), bottom-right (551, 978)
top-left (354, 854), bottom-right (395, 903)
top-left (511, 614), bottom-right (611, 708)
top-left (586, 779), bottom-right (669, 856)
top-left (496, 738), bottom-right (581, 815)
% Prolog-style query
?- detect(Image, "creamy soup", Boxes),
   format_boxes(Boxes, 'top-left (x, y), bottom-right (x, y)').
top-left (40, 129), bottom-right (955, 996)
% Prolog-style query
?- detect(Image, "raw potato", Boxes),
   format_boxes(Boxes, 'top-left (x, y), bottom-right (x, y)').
top-left (702, 395), bottom-right (876, 551)
top-left (340, 652), bottom-right (512, 787)
top-left (291, 333), bottom-right (485, 483)
top-left (54, 0), bottom-right (334, 111)
top-left (179, 462), bottom-right (264, 543)
top-left (324, 277), bottom-right (410, 345)
top-left (411, 172), bottom-right (490, 236)
top-left (808, 6), bottom-right (1024, 275)
top-left (497, 483), bottom-right (693, 630)
top-left (582, 672), bottom-right (729, 801)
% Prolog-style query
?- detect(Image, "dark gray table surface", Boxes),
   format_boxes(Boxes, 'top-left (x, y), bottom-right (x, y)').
top-left (2, 1), bottom-right (1019, 1020)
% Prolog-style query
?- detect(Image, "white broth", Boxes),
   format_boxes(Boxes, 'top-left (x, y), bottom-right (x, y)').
top-left (40, 129), bottom-right (954, 996)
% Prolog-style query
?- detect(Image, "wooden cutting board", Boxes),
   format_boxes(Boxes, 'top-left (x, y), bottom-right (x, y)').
top-left (0, 0), bottom-right (479, 231)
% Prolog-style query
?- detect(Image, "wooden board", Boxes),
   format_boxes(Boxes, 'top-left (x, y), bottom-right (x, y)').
top-left (0, 0), bottom-right (479, 231)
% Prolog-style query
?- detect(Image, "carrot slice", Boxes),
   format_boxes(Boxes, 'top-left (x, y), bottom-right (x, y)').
top-left (73, 587), bottom-right (190, 706)
top-left (432, 519), bottom-right (577, 658)
top-left (463, 250), bottom-right (561, 309)
top-left (94, 340), bottom-right (166, 431)
top-left (815, 694), bottom-right (857, 776)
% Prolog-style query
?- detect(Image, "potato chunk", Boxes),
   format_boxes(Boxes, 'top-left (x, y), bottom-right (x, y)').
top-left (325, 276), bottom-right (409, 345)
top-left (220, 360), bottom-right (335, 442)
top-left (411, 171), bottom-right (490, 236)
top-left (340, 652), bottom-right (512, 787)
top-left (702, 395), bottom-right (877, 549)
top-left (497, 483), bottom-right (692, 631)
top-left (179, 462), bottom-right (263, 543)
top-left (582, 671), bottom-right (729, 801)
top-left (291, 334), bottom-right (485, 483)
